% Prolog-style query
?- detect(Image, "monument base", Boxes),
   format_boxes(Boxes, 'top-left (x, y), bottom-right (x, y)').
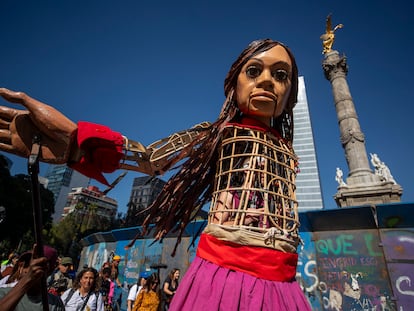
top-left (334, 183), bottom-right (403, 208)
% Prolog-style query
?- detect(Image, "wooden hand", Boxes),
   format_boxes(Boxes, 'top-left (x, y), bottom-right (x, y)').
top-left (0, 88), bottom-right (78, 163)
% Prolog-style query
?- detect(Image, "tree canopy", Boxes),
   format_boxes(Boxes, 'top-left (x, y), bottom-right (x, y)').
top-left (0, 154), bottom-right (55, 254)
top-left (1, 154), bottom-right (124, 262)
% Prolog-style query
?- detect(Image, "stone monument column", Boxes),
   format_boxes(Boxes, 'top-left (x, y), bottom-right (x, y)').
top-left (321, 16), bottom-right (402, 207)
top-left (323, 52), bottom-right (378, 184)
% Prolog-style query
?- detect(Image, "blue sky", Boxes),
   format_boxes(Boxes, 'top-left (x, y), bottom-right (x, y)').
top-left (1, 0), bottom-right (413, 214)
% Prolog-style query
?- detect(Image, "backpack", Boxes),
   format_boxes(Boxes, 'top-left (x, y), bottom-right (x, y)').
top-left (48, 271), bottom-right (69, 296)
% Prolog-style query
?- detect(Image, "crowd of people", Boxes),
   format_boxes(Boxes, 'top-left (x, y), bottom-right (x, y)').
top-left (0, 248), bottom-right (181, 311)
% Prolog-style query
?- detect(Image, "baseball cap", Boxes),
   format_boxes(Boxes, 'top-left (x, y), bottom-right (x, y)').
top-left (113, 255), bottom-right (121, 261)
top-left (60, 257), bottom-right (73, 266)
top-left (139, 271), bottom-right (151, 279)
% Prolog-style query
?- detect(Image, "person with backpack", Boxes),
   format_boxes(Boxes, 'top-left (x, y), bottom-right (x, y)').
top-left (61, 267), bottom-right (104, 311)
top-left (47, 256), bottom-right (74, 296)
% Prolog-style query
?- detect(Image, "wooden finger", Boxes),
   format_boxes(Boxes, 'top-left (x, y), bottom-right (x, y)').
top-left (0, 119), bottom-right (10, 129)
top-left (0, 106), bottom-right (22, 121)
top-left (0, 129), bottom-right (12, 143)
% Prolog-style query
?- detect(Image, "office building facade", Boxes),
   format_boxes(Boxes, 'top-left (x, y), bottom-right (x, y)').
top-left (45, 164), bottom-right (90, 222)
top-left (126, 176), bottom-right (166, 225)
top-left (62, 185), bottom-right (118, 221)
top-left (293, 77), bottom-right (324, 211)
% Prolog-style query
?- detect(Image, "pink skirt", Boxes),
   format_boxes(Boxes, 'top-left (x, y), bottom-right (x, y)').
top-left (170, 256), bottom-right (311, 311)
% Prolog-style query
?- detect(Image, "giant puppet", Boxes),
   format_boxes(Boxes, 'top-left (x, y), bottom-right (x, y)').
top-left (0, 39), bottom-right (311, 310)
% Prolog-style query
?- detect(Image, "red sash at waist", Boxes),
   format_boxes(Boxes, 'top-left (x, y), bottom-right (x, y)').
top-left (196, 233), bottom-right (297, 282)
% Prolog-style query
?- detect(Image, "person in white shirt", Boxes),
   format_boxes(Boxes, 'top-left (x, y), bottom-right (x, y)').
top-left (127, 271), bottom-right (149, 311)
top-left (61, 267), bottom-right (104, 311)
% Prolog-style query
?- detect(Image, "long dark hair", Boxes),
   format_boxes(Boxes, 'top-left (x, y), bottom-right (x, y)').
top-left (167, 268), bottom-right (180, 283)
top-left (138, 39), bottom-right (299, 255)
top-left (145, 273), bottom-right (159, 292)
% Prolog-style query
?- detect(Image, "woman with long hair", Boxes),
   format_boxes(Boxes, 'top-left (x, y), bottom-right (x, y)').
top-left (161, 268), bottom-right (180, 310)
top-left (61, 267), bottom-right (104, 311)
top-left (127, 271), bottom-right (149, 311)
top-left (0, 38), bottom-right (311, 310)
top-left (132, 273), bottom-right (160, 311)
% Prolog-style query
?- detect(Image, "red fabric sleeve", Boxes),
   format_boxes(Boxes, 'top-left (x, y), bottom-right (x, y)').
top-left (68, 121), bottom-right (124, 186)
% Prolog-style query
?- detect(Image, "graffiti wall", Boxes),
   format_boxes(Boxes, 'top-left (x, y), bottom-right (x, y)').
top-left (313, 229), bottom-right (394, 310)
top-left (80, 202), bottom-right (413, 311)
top-left (381, 229), bottom-right (414, 311)
top-left (297, 231), bottom-right (323, 310)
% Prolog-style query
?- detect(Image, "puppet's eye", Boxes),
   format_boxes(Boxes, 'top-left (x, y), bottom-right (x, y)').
top-left (246, 66), bottom-right (261, 78)
top-left (272, 69), bottom-right (288, 81)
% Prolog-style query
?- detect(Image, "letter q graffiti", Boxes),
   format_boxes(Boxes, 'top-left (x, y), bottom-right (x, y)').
top-left (316, 240), bottom-right (329, 255)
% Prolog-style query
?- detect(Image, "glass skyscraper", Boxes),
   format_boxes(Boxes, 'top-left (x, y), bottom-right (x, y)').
top-left (293, 77), bottom-right (324, 211)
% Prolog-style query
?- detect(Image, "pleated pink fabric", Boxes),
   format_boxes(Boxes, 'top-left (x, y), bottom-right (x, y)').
top-left (170, 256), bottom-right (311, 311)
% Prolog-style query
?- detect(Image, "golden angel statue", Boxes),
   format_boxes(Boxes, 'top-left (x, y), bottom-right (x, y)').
top-left (320, 14), bottom-right (343, 54)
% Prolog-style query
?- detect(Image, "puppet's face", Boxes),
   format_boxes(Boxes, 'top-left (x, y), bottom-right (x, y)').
top-left (236, 45), bottom-right (292, 126)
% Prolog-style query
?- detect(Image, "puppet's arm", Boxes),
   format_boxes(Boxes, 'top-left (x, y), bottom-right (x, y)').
top-left (0, 87), bottom-right (210, 185)
top-left (120, 121), bottom-right (211, 176)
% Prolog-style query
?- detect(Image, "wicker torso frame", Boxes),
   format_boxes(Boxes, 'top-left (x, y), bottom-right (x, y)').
top-left (207, 124), bottom-right (300, 251)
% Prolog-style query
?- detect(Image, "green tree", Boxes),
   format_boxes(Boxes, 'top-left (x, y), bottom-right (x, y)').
top-left (1, 154), bottom-right (121, 259)
top-left (48, 212), bottom-right (80, 258)
top-left (0, 154), bottom-right (55, 254)
top-left (49, 201), bottom-right (113, 260)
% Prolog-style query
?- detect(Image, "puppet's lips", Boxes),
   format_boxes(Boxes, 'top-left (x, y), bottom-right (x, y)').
top-left (250, 92), bottom-right (277, 102)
